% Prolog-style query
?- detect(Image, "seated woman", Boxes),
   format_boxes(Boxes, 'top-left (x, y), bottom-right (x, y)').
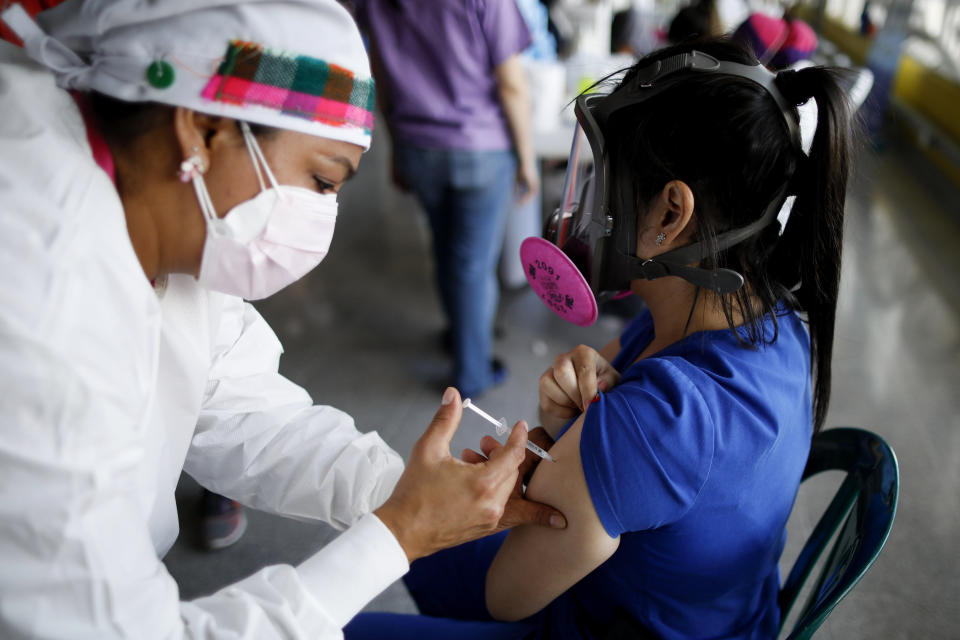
top-left (346, 37), bottom-right (852, 640)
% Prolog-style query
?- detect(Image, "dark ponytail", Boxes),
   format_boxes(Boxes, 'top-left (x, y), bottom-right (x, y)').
top-left (772, 66), bottom-right (853, 432)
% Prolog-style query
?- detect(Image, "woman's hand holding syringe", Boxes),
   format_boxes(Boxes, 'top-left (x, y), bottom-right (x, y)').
top-left (374, 388), bottom-right (566, 564)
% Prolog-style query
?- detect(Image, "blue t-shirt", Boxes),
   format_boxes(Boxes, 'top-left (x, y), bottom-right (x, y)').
top-left (543, 306), bottom-right (812, 639)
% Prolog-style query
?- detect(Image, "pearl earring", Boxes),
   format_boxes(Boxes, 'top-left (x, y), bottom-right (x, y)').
top-left (655, 232), bottom-right (666, 246)
top-left (178, 146), bottom-right (204, 182)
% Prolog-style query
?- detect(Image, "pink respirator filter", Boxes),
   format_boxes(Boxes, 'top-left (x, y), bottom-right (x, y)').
top-left (520, 237), bottom-right (599, 327)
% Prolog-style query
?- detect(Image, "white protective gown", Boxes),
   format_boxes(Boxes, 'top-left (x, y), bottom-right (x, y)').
top-left (0, 42), bottom-right (408, 639)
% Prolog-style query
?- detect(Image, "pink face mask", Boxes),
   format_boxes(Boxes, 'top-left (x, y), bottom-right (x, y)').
top-left (192, 122), bottom-right (338, 300)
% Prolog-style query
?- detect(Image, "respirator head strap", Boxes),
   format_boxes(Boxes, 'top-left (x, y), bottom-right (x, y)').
top-left (634, 259), bottom-right (746, 293)
top-left (625, 183), bottom-right (790, 294)
top-left (595, 51), bottom-right (801, 150)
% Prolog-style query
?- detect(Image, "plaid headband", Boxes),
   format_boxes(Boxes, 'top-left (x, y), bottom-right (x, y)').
top-left (202, 40), bottom-right (375, 136)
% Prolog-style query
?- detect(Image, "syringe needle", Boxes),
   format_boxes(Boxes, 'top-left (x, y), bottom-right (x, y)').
top-left (525, 440), bottom-right (556, 462)
top-left (462, 398), bottom-right (556, 462)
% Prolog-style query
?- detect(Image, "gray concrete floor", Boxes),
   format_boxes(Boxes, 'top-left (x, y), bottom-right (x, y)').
top-left (164, 125), bottom-right (960, 638)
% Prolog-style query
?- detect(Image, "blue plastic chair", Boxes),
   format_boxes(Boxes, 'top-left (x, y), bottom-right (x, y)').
top-left (778, 427), bottom-right (900, 639)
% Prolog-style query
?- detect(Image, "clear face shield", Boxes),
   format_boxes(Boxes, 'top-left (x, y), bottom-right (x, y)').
top-left (520, 94), bottom-right (615, 327)
top-left (521, 51), bottom-right (801, 326)
top-left (547, 120), bottom-right (596, 253)
top-left (546, 107), bottom-right (613, 273)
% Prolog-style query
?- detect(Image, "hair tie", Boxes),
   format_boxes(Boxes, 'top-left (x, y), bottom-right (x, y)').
top-left (774, 68), bottom-right (809, 106)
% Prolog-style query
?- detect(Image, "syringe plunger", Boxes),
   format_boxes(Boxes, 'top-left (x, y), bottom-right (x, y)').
top-left (462, 398), bottom-right (555, 462)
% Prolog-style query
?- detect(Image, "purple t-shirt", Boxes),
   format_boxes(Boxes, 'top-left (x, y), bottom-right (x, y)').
top-left (355, 0), bottom-right (532, 151)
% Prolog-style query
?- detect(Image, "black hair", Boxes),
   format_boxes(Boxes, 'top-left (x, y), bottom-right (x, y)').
top-left (87, 92), bottom-right (172, 147)
top-left (87, 92), bottom-right (277, 148)
top-left (606, 37), bottom-right (853, 433)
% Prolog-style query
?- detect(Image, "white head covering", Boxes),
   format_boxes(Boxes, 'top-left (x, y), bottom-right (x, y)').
top-left (1, 0), bottom-right (374, 149)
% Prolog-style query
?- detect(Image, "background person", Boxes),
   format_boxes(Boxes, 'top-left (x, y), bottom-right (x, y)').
top-left (732, 11), bottom-right (819, 69)
top-left (611, 0), bottom-right (665, 57)
top-left (354, 0), bottom-right (539, 398)
top-left (0, 1), bottom-right (563, 637)
top-left (667, 0), bottom-right (723, 43)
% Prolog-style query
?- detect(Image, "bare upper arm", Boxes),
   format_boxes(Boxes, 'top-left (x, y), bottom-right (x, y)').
top-left (485, 414), bottom-right (620, 621)
top-left (493, 53), bottom-right (525, 92)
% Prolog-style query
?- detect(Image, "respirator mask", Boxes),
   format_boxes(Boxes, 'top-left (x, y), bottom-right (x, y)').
top-left (520, 50), bottom-right (801, 326)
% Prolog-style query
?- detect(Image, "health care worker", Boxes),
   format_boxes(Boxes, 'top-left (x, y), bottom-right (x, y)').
top-left (0, 1), bottom-right (565, 637)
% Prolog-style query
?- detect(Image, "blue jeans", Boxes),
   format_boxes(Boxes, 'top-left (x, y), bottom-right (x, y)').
top-left (394, 145), bottom-right (516, 397)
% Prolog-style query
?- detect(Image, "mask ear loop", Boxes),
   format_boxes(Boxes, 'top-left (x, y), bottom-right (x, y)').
top-left (239, 121), bottom-right (283, 197)
top-left (188, 159), bottom-right (219, 228)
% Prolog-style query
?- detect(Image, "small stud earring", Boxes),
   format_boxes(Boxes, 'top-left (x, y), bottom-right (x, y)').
top-left (178, 147), bottom-right (204, 182)
top-left (655, 232), bottom-right (666, 246)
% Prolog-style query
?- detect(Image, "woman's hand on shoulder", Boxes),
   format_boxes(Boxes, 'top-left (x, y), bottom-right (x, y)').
top-left (538, 342), bottom-right (621, 436)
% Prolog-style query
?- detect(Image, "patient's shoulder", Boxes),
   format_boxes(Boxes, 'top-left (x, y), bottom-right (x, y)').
top-left (576, 370), bottom-right (716, 534)
top-left (486, 414), bottom-right (620, 621)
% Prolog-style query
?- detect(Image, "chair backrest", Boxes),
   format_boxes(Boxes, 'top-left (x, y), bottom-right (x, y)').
top-left (778, 427), bottom-right (900, 640)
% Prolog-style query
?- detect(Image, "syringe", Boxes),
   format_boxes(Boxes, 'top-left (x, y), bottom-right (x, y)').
top-left (462, 398), bottom-right (556, 462)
